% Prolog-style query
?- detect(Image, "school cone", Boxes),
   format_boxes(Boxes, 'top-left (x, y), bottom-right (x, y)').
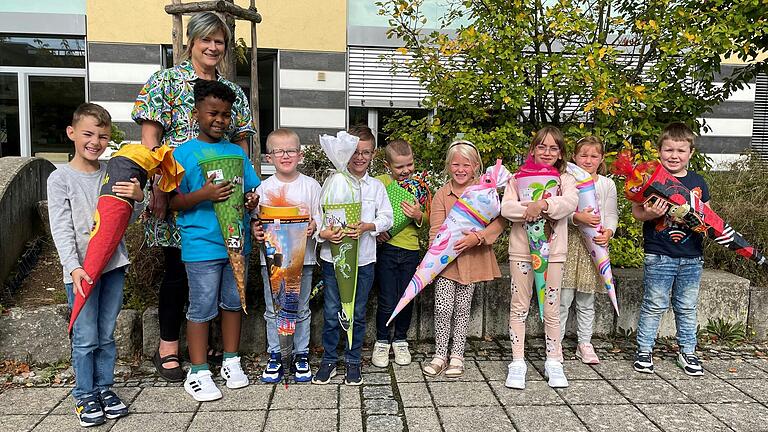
top-left (566, 163), bottom-right (619, 315)
top-left (69, 145), bottom-right (184, 333)
top-left (612, 150), bottom-right (767, 267)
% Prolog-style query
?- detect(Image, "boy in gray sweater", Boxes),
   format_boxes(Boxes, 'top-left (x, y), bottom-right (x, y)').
top-left (47, 103), bottom-right (144, 427)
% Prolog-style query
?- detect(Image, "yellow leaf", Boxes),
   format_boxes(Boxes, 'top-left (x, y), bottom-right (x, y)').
top-left (503, 96), bottom-right (512, 104)
top-left (396, 47), bottom-right (408, 55)
top-left (598, 47), bottom-right (607, 59)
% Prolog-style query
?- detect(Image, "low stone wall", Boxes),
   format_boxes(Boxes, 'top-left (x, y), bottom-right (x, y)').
top-left (0, 157), bottom-right (55, 283)
top-left (0, 267), bottom-right (753, 364)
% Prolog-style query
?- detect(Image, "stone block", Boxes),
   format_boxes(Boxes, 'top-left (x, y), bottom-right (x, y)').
top-left (239, 302), bottom-right (267, 354)
top-left (114, 309), bottom-right (140, 360)
top-left (748, 287), bottom-right (768, 340)
top-left (0, 305), bottom-right (70, 364)
top-left (562, 289), bottom-right (615, 338)
top-left (615, 268), bottom-right (750, 339)
top-left (483, 275), bottom-right (511, 337)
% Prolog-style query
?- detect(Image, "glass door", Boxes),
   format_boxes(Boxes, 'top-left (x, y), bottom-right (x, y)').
top-left (0, 73), bottom-right (20, 157)
top-left (28, 75), bottom-right (85, 161)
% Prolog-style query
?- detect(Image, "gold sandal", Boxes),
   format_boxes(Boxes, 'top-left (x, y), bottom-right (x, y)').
top-left (444, 356), bottom-right (464, 378)
top-left (422, 357), bottom-right (447, 377)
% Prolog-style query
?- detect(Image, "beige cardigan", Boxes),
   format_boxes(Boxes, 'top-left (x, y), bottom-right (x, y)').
top-left (501, 172), bottom-right (579, 263)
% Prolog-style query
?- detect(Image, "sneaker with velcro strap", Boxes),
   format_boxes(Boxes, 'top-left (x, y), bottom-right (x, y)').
top-left (633, 351), bottom-right (655, 374)
top-left (261, 352), bottom-right (283, 384)
top-left (184, 369), bottom-right (222, 402)
top-left (221, 356), bottom-right (249, 389)
top-left (293, 353), bottom-right (312, 383)
top-left (98, 389), bottom-right (128, 420)
top-left (677, 352), bottom-right (704, 376)
top-left (75, 394), bottom-right (106, 427)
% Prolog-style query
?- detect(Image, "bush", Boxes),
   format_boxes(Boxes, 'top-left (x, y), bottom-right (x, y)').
top-left (609, 191), bottom-right (645, 268)
top-left (123, 221), bottom-right (162, 311)
top-left (702, 156), bottom-right (768, 286)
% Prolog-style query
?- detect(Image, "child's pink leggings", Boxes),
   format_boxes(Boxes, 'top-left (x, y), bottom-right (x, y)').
top-left (509, 261), bottom-right (564, 360)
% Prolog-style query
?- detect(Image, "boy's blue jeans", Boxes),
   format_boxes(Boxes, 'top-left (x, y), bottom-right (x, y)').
top-left (375, 243), bottom-right (420, 342)
top-left (66, 266), bottom-right (126, 400)
top-left (320, 261), bottom-right (375, 365)
top-left (261, 265), bottom-right (314, 355)
top-left (636, 254), bottom-right (703, 354)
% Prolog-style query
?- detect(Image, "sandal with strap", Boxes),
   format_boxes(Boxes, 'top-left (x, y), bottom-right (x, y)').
top-left (153, 350), bottom-right (185, 382)
top-left (445, 356), bottom-right (465, 378)
top-left (422, 357), bottom-right (447, 377)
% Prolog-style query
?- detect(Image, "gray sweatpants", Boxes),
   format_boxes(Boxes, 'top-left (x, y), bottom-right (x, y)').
top-left (559, 288), bottom-right (595, 344)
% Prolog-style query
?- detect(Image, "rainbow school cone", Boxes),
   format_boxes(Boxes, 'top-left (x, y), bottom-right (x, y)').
top-left (199, 154), bottom-right (248, 312)
top-left (566, 162), bottom-right (619, 315)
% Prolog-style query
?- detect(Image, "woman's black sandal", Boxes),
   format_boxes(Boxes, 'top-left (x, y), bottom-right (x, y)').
top-left (153, 350), bottom-right (185, 382)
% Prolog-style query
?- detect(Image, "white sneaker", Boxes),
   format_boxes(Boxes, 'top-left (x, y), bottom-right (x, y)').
top-left (505, 360), bottom-right (526, 390)
top-left (220, 356), bottom-right (250, 389)
top-left (371, 341), bottom-right (391, 368)
top-left (544, 359), bottom-right (569, 388)
top-left (184, 369), bottom-right (222, 402)
top-left (392, 341), bottom-right (412, 366)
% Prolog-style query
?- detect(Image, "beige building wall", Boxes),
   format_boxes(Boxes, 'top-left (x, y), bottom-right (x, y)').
top-left (86, 0), bottom-right (346, 52)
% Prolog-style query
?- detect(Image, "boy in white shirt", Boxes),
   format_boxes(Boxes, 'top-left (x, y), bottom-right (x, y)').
top-left (312, 125), bottom-right (393, 386)
top-left (252, 128), bottom-right (322, 383)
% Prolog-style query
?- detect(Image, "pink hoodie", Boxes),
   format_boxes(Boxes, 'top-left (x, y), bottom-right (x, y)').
top-left (501, 172), bottom-right (579, 263)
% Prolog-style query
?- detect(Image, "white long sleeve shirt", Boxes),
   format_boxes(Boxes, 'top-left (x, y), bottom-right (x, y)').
top-left (318, 173), bottom-right (393, 266)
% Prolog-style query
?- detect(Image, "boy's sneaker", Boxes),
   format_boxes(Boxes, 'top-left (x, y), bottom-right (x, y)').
top-left (261, 352), bottom-right (283, 383)
top-left (576, 343), bottom-right (600, 364)
top-left (312, 362), bottom-right (337, 384)
top-left (98, 390), bottom-right (129, 420)
top-left (371, 341), bottom-right (391, 368)
top-left (544, 359), bottom-right (569, 388)
top-left (677, 352), bottom-right (704, 376)
top-left (344, 363), bottom-right (363, 386)
top-left (293, 353), bottom-right (312, 383)
top-left (392, 341), bottom-right (412, 366)
top-left (221, 356), bottom-right (249, 389)
top-left (184, 369), bottom-right (222, 402)
top-left (633, 351), bottom-right (655, 374)
top-left (75, 395), bottom-right (106, 427)
top-left (505, 360), bottom-right (526, 390)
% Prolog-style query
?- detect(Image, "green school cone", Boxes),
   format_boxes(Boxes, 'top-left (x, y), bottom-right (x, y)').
top-left (324, 202), bottom-right (361, 349)
top-left (198, 154), bottom-right (248, 312)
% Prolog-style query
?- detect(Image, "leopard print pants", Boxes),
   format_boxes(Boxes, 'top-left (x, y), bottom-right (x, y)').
top-left (434, 277), bottom-right (476, 360)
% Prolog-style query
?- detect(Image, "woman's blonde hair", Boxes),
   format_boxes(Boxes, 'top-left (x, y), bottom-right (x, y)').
top-left (181, 12), bottom-right (231, 64)
top-left (572, 135), bottom-right (607, 175)
top-left (444, 140), bottom-right (483, 179)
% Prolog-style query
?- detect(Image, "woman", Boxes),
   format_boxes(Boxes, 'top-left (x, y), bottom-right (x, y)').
top-left (131, 12), bottom-right (255, 382)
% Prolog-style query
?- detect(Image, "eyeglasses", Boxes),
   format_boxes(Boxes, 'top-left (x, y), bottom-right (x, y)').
top-left (353, 150), bottom-right (375, 158)
top-left (534, 144), bottom-right (561, 154)
top-left (270, 148), bottom-right (300, 157)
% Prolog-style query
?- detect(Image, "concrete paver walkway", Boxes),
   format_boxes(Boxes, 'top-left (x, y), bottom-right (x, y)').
top-left (2, 340), bottom-right (768, 431)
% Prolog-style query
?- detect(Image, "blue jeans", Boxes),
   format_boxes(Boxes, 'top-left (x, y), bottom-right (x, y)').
top-left (185, 258), bottom-right (246, 323)
top-left (636, 254), bottom-right (703, 354)
top-left (261, 265), bottom-right (314, 355)
top-left (375, 243), bottom-right (420, 342)
top-left (66, 267), bottom-right (126, 400)
top-left (320, 261), bottom-right (375, 365)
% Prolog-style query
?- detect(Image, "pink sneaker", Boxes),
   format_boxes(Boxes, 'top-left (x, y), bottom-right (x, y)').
top-left (576, 343), bottom-right (600, 364)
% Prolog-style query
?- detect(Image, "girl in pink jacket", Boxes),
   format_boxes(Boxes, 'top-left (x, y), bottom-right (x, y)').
top-left (501, 126), bottom-right (578, 390)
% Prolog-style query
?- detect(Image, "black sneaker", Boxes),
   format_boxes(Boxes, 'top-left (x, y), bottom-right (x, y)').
top-left (311, 362), bottom-right (337, 384)
top-left (344, 363), bottom-right (363, 386)
top-left (293, 353), bottom-right (312, 383)
top-left (98, 390), bottom-right (129, 420)
top-left (75, 394), bottom-right (106, 427)
top-left (633, 351), bottom-right (654, 374)
top-left (677, 352), bottom-right (704, 376)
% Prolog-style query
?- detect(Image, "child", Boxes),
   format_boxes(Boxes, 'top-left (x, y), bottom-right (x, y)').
top-left (48, 103), bottom-right (142, 427)
top-left (313, 125), bottom-right (393, 385)
top-left (252, 128), bottom-right (321, 383)
top-left (501, 126), bottom-right (578, 389)
top-left (169, 80), bottom-right (260, 401)
top-left (422, 141), bottom-right (506, 378)
top-left (372, 139), bottom-right (429, 368)
top-left (559, 136), bottom-right (618, 364)
top-left (632, 122), bottom-right (709, 376)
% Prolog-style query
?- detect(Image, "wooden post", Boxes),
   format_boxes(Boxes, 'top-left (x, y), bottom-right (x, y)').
top-left (171, 0), bottom-right (183, 65)
top-left (250, 0), bottom-right (261, 176)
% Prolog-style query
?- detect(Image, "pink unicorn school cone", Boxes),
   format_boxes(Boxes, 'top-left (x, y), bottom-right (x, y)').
top-left (387, 161), bottom-right (511, 325)
top-left (514, 157), bottom-right (560, 321)
top-left (566, 162), bottom-right (619, 315)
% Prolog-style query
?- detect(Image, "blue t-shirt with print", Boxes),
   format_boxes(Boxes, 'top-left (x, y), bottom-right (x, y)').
top-left (642, 170), bottom-right (710, 258)
top-left (174, 138), bottom-right (260, 262)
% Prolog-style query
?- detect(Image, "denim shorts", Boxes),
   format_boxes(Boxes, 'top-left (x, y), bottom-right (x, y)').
top-left (185, 258), bottom-right (245, 323)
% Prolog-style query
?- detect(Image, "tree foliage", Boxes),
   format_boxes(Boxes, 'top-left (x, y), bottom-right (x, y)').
top-left (376, 0), bottom-right (768, 170)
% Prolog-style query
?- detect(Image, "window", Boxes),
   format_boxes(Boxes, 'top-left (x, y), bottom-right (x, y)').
top-left (0, 35), bottom-right (85, 68)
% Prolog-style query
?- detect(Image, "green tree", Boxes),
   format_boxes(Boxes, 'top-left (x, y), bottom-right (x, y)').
top-left (376, 0), bottom-right (768, 170)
